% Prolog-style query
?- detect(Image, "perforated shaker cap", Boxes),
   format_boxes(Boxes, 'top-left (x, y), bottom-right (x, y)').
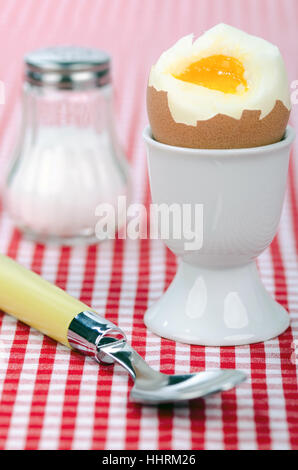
top-left (25, 45), bottom-right (111, 89)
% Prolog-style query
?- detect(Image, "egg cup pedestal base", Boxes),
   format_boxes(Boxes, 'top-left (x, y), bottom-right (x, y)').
top-left (144, 261), bottom-right (289, 346)
top-left (143, 125), bottom-right (295, 347)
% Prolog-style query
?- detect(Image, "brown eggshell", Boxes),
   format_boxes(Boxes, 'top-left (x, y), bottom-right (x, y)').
top-left (147, 86), bottom-right (290, 149)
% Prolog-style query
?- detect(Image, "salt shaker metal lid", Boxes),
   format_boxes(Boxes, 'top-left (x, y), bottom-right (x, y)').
top-left (25, 45), bottom-right (111, 89)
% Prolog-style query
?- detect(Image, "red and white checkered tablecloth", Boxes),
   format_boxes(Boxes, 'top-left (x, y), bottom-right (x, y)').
top-left (0, 0), bottom-right (297, 450)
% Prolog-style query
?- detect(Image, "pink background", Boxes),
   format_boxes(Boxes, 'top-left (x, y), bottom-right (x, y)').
top-left (0, 0), bottom-right (297, 450)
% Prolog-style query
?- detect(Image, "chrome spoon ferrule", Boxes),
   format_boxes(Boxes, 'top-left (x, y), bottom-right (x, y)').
top-left (67, 311), bottom-right (126, 364)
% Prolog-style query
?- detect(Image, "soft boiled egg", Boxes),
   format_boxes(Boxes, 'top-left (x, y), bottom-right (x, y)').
top-left (147, 24), bottom-right (291, 149)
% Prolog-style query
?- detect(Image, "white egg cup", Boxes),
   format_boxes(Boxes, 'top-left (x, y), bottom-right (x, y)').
top-left (143, 125), bottom-right (295, 346)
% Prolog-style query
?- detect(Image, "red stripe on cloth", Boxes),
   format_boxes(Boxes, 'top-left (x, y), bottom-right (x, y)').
top-left (91, 238), bottom-right (125, 450)
top-left (124, 236), bottom-right (150, 450)
top-left (58, 244), bottom-right (98, 450)
top-left (0, 229), bottom-right (23, 449)
top-left (158, 248), bottom-right (177, 450)
top-left (24, 246), bottom-right (71, 449)
top-left (6, 229), bottom-right (22, 260)
top-left (220, 347), bottom-right (239, 450)
top-left (0, 322), bottom-right (29, 450)
top-left (0, 235), bottom-right (39, 449)
top-left (249, 343), bottom-right (272, 449)
top-left (30, 244), bottom-right (45, 276)
top-left (270, 236), bottom-right (298, 450)
top-left (189, 345), bottom-right (206, 450)
top-left (55, 247), bottom-right (72, 290)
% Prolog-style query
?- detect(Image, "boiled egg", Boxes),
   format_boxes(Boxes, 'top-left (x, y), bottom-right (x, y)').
top-left (147, 24), bottom-right (291, 149)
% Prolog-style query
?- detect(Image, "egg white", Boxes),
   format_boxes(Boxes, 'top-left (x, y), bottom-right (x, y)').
top-left (149, 24), bottom-right (291, 124)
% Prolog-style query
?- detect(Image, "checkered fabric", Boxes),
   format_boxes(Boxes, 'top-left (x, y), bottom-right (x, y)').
top-left (0, 0), bottom-right (297, 450)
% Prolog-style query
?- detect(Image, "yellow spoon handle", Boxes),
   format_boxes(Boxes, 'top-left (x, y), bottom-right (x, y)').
top-left (0, 254), bottom-right (89, 347)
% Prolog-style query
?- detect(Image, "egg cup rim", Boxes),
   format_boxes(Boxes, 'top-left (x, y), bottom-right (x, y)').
top-left (143, 125), bottom-right (295, 156)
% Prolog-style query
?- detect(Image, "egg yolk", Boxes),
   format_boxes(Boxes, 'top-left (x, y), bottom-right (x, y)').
top-left (173, 55), bottom-right (248, 94)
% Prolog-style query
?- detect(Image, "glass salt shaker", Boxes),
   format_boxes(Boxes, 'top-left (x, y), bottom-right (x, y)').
top-left (5, 46), bottom-right (129, 245)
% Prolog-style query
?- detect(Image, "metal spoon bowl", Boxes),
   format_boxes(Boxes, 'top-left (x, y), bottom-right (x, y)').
top-left (98, 337), bottom-right (246, 405)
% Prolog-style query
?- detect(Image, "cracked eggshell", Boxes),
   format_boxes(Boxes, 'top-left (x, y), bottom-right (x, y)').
top-left (147, 86), bottom-right (290, 149)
